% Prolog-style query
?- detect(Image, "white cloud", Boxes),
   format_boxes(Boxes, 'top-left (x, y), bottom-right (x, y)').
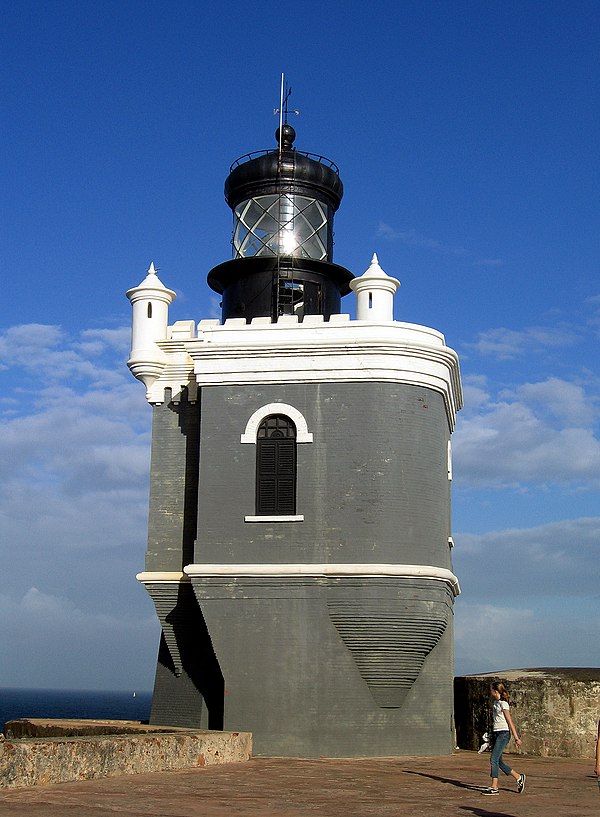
top-left (208, 294), bottom-right (222, 321)
top-left (0, 323), bottom-right (128, 388)
top-left (376, 222), bottom-right (401, 241)
top-left (515, 378), bottom-right (597, 426)
top-left (465, 326), bottom-right (579, 360)
top-left (375, 223), bottom-right (502, 266)
top-left (584, 295), bottom-right (600, 337)
top-left (0, 390), bottom-right (149, 487)
top-left (0, 322), bottom-right (157, 689)
top-left (0, 323), bottom-right (149, 491)
top-left (76, 326), bottom-right (131, 356)
top-left (0, 323), bottom-right (64, 357)
top-left (461, 374), bottom-right (491, 410)
top-left (454, 600), bottom-right (600, 676)
top-left (455, 604), bottom-right (538, 674)
top-left (20, 587), bottom-right (75, 617)
top-left (454, 376), bottom-right (600, 488)
top-left (0, 588), bottom-right (159, 690)
top-left (455, 412), bottom-right (600, 486)
top-left (1, 478), bottom-right (148, 551)
top-left (2, 587), bottom-right (142, 628)
top-left (376, 223), bottom-right (468, 256)
top-left (453, 517), bottom-right (600, 602)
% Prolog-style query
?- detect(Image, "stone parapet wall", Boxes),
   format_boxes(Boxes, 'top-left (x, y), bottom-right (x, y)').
top-left (0, 720), bottom-right (251, 789)
top-left (455, 668), bottom-right (600, 758)
top-left (4, 718), bottom-right (190, 739)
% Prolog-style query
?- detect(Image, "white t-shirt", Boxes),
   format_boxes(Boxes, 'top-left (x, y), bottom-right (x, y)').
top-left (492, 699), bottom-right (510, 731)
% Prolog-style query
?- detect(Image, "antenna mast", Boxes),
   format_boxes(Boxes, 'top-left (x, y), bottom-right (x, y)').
top-left (273, 75), bottom-right (301, 317)
top-left (278, 72), bottom-right (284, 166)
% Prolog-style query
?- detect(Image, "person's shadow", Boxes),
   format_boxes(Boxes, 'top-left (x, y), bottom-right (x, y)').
top-left (403, 770), bottom-right (486, 792)
top-left (403, 772), bottom-right (519, 817)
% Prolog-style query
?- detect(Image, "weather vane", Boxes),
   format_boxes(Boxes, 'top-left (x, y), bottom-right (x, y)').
top-left (274, 73), bottom-right (299, 161)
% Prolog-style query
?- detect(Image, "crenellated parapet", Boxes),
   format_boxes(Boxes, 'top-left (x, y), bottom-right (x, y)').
top-left (127, 306), bottom-right (463, 430)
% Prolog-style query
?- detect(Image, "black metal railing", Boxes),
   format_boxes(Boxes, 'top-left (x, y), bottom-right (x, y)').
top-left (230, 149), bottom-right (339, 175)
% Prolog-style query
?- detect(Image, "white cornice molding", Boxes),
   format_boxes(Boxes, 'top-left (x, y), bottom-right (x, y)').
top-left (136, 571), bottom-right (189, 583)
top-left (143, 320), bottom-right (462, 429)
top-left (182, 563), bottom-right (460, 596)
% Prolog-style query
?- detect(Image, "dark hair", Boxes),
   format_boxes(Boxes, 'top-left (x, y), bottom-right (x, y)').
top-left (491, 681), bottom-right (510, 702)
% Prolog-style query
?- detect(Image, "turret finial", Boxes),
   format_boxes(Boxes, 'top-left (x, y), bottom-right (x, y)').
top-left (148, 261), bottom-right (158, 275)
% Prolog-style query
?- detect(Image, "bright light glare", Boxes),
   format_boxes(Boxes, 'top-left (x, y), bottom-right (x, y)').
top-left (280, 228), bottom-right (297, 254)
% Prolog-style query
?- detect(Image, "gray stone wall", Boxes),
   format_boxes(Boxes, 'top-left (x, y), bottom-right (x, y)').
top-left (144, 393), bottom-right (221, 728)
top-left (189, 381), bottom-right (455, 755)
top-left (148, 582), bottom-right (223, 731)
top-left (196, 382), bottom-right (452, 568)
top-left (455, 669), bottom-right (600, 758)
top-left (145, 380), bottom-right (457, 755)
top-left (194, 576), bottom-right (455, 757)
top-left (146, 389), bottom-right (200, 571)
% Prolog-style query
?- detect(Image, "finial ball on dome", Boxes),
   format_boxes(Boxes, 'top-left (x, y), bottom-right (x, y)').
top-left (276, 123), bottom-right (296, 149)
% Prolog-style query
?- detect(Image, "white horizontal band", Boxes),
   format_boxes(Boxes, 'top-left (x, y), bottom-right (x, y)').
top-left (136, 571), bottom-right (188, 583)
top-left (179, 563), bottom-right (460, 596)
top-left (244, 515), bottom-right (305, 522)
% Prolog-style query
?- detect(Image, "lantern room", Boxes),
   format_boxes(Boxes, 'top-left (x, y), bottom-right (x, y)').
top-left (208, 123), bottom-right (353, 323)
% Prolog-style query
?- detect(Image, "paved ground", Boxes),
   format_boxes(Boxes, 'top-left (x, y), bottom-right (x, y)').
top-left (0, 751), bottom-right (597, 816)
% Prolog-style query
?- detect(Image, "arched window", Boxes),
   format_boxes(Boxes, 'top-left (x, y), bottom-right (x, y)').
top-left (256, 415), bottom-right (297, 515)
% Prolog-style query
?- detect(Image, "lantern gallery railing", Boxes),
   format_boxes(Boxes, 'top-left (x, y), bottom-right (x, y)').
top-left (230, 149), bottom-right (340, 174)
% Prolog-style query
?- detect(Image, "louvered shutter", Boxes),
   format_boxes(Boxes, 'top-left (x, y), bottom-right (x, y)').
top-left (257, 439), bottom-right (278, 514)
top-left (256, 418), bottom-right (297, 515)
top-left (276, 439), bottom-right (296, 514)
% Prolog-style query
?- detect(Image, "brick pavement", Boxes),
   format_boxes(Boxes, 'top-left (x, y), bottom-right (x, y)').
top-left (0, 751), bottom-right (597, 816)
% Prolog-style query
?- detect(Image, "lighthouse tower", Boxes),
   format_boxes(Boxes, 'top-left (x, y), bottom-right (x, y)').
top-left (129, 119), bottom-right (462, 757)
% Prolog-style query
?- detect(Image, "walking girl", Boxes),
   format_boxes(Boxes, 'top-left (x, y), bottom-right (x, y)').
top-left (482, 681), bottom-right (526, 796)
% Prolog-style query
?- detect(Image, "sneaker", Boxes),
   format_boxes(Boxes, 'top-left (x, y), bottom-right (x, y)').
top-left (482, 788), bottom-right (499, 795)
top-left (517, 773), bottom-right (526, 794)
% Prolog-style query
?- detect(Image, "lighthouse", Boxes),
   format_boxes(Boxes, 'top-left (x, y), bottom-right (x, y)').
top-left (129, 116), bottom-right (462, 756)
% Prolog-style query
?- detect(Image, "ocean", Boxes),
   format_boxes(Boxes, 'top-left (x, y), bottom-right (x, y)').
top-left (0, 688), bottom-right (152, 732)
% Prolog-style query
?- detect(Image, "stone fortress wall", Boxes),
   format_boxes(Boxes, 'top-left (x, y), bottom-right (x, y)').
top-left (455, 668), bottom-right (600, 759)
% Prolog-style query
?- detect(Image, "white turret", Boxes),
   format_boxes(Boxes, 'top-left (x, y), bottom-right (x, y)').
top-left (349, 253), bottom-right (400, 322)
top-left (126, 262), bottom-right (176, 395)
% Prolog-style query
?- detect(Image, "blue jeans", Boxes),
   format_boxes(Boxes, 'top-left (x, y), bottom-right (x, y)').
top-left (490, 730), bottom-right (512, 778)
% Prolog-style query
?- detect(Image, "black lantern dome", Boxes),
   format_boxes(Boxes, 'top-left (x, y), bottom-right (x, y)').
top-left (208, 124), bottom-right (353, 323)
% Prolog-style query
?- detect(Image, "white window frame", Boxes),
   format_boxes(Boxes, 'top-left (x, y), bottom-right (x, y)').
top-left (240, 403), bottom-right (313, 444)
top-left (241, 403), bottom-right (313, 522)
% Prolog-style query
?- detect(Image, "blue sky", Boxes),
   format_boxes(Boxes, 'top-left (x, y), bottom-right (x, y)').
top-left (1, 0), bottom-right (599, 690)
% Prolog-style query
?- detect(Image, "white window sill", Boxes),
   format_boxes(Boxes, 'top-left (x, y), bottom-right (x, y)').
top-left (244, 515), bottom-right (304, 523)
